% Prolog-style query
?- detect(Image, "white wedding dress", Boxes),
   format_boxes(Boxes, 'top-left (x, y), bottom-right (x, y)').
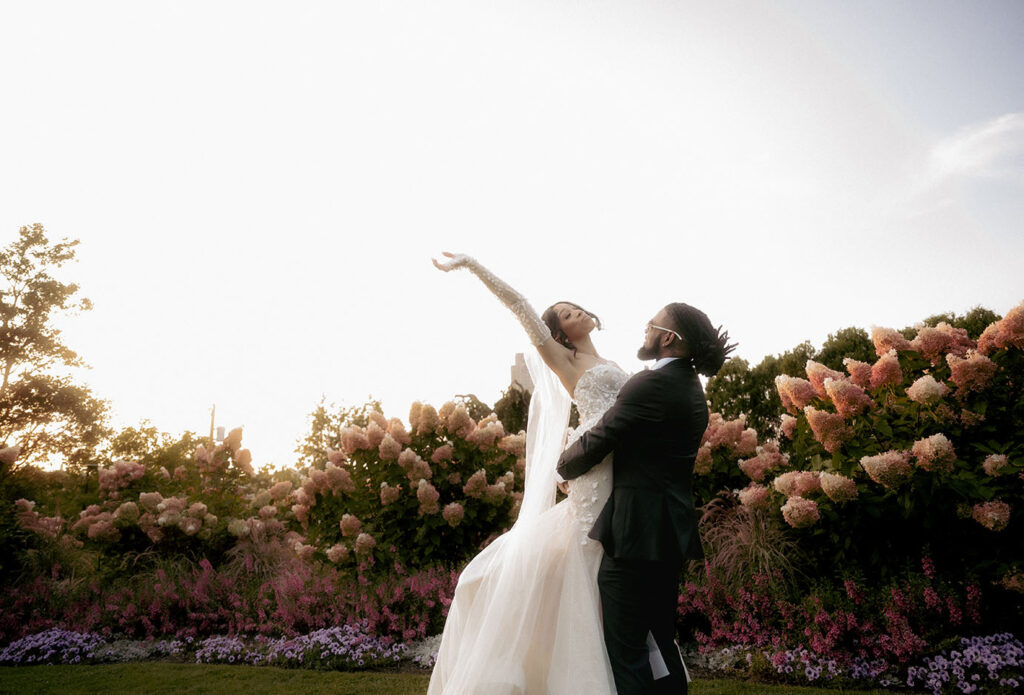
top-left (428, 359), bottom-right (629, 695)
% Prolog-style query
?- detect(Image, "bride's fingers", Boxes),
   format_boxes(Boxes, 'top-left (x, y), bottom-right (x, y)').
top-left (442, 251), bottom-right (455, 258)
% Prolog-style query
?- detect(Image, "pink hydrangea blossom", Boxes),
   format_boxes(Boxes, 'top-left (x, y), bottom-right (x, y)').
top-left (398, 447), bottom-right (420, 470)
top-left (860, 450), bottom-right (913, 488)
top-left (113, 503), bottom-right (138, 524)
top-left (223, 427), bottom-right (243, 451)
top-left (910, 322), bottom-right (974, 364)
top-left (869, 350), bottom-right (902, 390)
top-left (269, 481), bottom-right (293, 500)
top-left (445, 407), bottom-right (475, 439)
top-left (234, 449), bottom-right (254, 476)
top-left (15, 499), bottom-right (63, 538)
top-left (982, 454), bottom-right (1010, 477)
top-left (442, 502), bottom-right (465, 527)
top-left (977, 303), bottom-right (1024, 353)
top-left (483, 482), bottom-right (507, 505)
top-left (293, 542), bottom-right (316, 561)
top-left (772, 471), bottom-right (799, 497)
top-left (775, 375), bottom-right (818, 414)
top-left (843, 358), bottom-right (873, 388)
top-left (467, 414), bottom-right (506, 448)
top-left (417, 404), bottom-right (441, 435)
top-left (179, 516), bottom-right (202, 535)
top-left (380, 483), bottom-right (401, 505)
top-left (738, 442), bottom-right (789, 482)
top-left (781, 496), bottom-right (820, 528)
top-left (735, 428), bottom-right (758, 457)
top-left (772, 470), bottom-right (819, 497)
top-left (431, 443), bottom-right (454, 463)
top-left (388, 418), bottom-right (412, 445)
top-left (327, 449), bottom-right (346, 466)
top-left (803, 406), bottom-right (853, 454)
top-left (805, 360), bottom-right (845, 398)
top-left (417, 479), bottom-right (441, 515)
top-left (340, 426), bottom-right (371, 454)
top-left (462, 469), bottom-right (488, 498)
top-left (326, 463), bottom-right (355, 494)
top-left (98, 460), bottom-right (145, 498)
top-left (780, 414), bottom-right (798, 439)
top-left (408, 402), bottom-right (422, 432)
top-left (0, 445), bottom-right (22, 465)
top-left (407, 457), bottom-right (433, 484)
top-left (368, 410), bottom-right (388, 429)
top-left (309, 469), bottom-right (329, 492)
top-left (972, 500), bottom-right (1011, 531)
top-left (291, 504), bottom-right (309, 525)
top-left (946, 352), bottom-right (998, 393)
top-left (820, 472), bottom-right (858, 504)
top-left (340, 513), bottom-right (362, 537)
top-left (438, 401), bottom-right (456, 426)
top-left (912, 433), bottom-right (957, 473)
top-left (823, 377), bottom-right (872, 418)
top-left (906, 375), bottom-right (949, 405)
top-left (694, 444), bottom-right (712, 475)
top-left (365, 421), bottom-right (386, 448)
top-left (326, 543), bottom-right (350, 563)
top-left (378, 434), bottom-right (401, 460)
top-left (703, 413), bottom-right (747, 450)
top-left (354, 532), bottom-right (377, 556)
top-left (87, 516), bottom-right (120, 541)
top-left (187, 502), bottom-right (208, 518)
top-left (737, 484), bottom-right (770, 509)
top-left (293, 487), bottom-right (312, 507)
top-left (138, 491), bottom-right (163, 511)
top-left (871, 326), bottom-right (912, 357)
top-left (258, 505), bottom-right (278, 519)
top-left (498, 433), bottom-right (526, 457)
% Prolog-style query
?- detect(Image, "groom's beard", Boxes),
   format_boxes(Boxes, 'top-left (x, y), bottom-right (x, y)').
top-left (637, 343), bottom-right (658, 360)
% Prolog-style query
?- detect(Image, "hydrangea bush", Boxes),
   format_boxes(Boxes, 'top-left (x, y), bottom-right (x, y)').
top-left (716, 304), bottom-right (1024, 595)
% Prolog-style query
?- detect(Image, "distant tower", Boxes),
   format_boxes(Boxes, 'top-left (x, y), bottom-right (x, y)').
top-left (510, 352), bottom-right (533, 393)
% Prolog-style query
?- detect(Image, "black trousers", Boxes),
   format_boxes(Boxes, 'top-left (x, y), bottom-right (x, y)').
top-left (598, 554), bottom-right (686, 695)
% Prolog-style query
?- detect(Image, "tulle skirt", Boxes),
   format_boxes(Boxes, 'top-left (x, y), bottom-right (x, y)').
top-left (427, 499), bottom-right (615, 695)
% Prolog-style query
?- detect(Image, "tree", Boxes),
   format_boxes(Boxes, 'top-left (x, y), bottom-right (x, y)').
top-left (815, 327), bottom-right (874, 371)
top-left (918, 306), bottom-right (1002, 339)
top-left (0, 224), bottom-right (109, 472)
top-left (707, 341), bottom-right (816, 438)
top-left (105, 421), bottom-right (204, 472)
top-left (294, 396), bottom-right (384, 470)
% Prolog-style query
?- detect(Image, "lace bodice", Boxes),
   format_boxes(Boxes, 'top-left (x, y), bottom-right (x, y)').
top-left (571, 362), bottom-right (630, 428)
top-left (565, 362), bottom-right (630, 541)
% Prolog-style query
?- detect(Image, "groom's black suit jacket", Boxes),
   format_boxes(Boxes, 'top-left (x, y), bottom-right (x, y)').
top-left (557, 358), bottom-right (707, 562)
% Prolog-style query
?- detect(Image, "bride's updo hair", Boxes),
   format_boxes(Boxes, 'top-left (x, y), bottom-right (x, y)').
top-left (664, 302), bottom-right (736, 377)
top-left (542, 301), bottom-right (602, 354)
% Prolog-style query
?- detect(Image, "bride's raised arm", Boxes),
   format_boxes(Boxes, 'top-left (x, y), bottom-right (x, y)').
top-left (433, 252), bottom-right (576, 383)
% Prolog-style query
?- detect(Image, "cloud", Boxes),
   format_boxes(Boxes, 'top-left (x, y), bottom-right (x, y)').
top-left (929, 113), bottom-right (1024, 183)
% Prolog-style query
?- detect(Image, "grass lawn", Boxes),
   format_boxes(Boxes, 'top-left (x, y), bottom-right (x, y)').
top-left (0, 663), bottom-right (898, 694)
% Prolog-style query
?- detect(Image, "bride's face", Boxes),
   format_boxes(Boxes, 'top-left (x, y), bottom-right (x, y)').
top-left (553, 303), bottom-right (596, 342)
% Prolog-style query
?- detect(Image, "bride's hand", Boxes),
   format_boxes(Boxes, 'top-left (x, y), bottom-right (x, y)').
top-left (432, 251), bottom-right (471, 272)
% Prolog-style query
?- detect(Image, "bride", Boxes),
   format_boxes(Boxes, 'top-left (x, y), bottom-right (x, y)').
top-left (428, 252), bottom-right (630, 695)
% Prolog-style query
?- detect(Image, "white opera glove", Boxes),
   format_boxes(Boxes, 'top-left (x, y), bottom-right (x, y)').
top-left (434, 253), bottom-right (552, 346)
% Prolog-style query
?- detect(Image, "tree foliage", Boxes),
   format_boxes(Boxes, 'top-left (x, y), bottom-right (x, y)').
top-left (0, 225), bottom-right (109, 471)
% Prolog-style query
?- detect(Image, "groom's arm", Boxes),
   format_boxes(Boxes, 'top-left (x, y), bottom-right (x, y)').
top-left (556, 372), bottom-right (662, 481)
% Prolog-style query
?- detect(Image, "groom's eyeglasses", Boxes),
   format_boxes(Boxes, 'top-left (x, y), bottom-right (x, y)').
top-left (646, 322), bottom-right (683, 342)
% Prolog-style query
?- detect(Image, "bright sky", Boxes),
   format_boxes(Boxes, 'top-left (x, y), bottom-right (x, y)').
top-left (2, 1), bottom-right (1022, 470)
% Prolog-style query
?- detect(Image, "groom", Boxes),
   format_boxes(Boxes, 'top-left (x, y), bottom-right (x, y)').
top-left (557, 303), bottom-right (709, 695)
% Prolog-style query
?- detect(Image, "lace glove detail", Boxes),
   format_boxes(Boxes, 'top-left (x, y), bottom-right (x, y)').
top-left (435, 253), bottom-right (552, 346)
